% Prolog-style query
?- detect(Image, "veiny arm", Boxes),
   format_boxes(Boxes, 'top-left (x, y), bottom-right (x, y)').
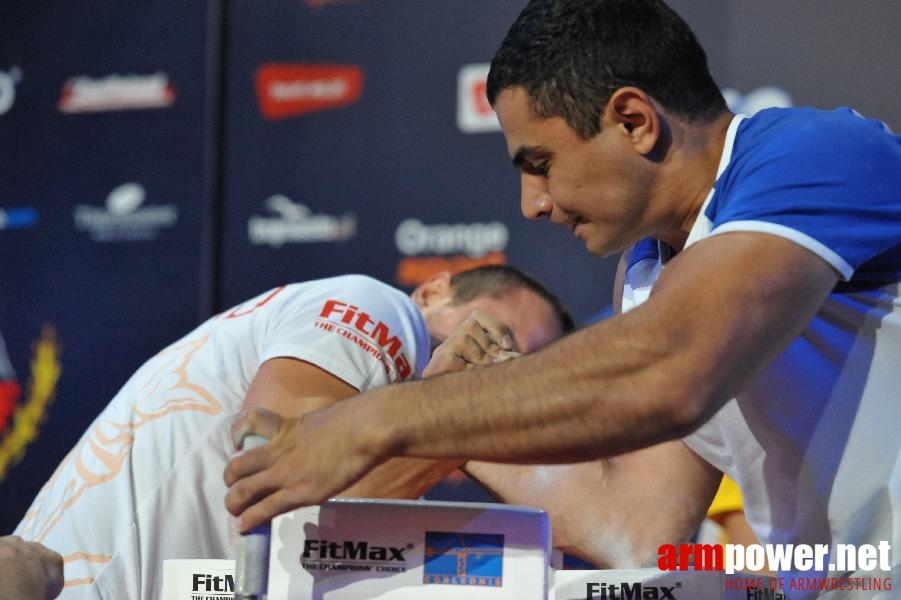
top-left (464, 441), bottom-right (721, 568)
top-left (228, 311), bottom-right (518, 517)
top-left (225, 232), bottom-right (839, 530)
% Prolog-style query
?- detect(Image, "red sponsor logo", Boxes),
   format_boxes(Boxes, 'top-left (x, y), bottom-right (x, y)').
top-left (0, 379), bottom-right (20, 435)
top-left (456, 64), bottom-right (499, 133)
top-left (255, 63), bottom-right (364, 120)
top-left (317, 299), bottom-right (412, 380)
top-left (305, 0), bottom-right (363, 8)
top-left (470, 78), bottom-right (492, 117)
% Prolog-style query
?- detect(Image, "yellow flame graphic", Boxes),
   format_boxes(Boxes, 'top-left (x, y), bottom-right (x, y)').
top-left (0, 324), bottom-right (62, 480)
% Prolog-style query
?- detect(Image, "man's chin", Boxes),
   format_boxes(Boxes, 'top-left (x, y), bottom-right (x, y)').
top-left (582, 238), bottom-right (612, 257)
top-left (585, 238), bottom-right (629, 258)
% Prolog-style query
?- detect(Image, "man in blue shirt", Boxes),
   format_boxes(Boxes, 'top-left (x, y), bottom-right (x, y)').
top-left (224, 2), bottom-right (901, 594)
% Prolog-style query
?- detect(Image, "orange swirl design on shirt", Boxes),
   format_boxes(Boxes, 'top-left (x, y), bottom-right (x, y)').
top-left (19, 334), bottom-right (222, 546)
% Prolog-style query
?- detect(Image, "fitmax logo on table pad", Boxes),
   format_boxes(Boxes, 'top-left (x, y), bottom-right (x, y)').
top-left (301, 538), bottom-right (412, 573)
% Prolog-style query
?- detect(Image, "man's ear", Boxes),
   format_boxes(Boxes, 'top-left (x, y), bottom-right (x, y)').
top-left (411, 270), bottom-right (454, 309)
top-left (604, 86), bottom-right (661, 156)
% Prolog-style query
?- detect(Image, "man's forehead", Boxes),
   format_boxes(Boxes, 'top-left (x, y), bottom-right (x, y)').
top-left (494, 87), bottom-right (535, 151)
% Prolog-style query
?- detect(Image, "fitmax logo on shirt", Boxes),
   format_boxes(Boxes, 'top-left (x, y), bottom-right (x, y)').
top-left (317, 299), bottom-right (413, 379)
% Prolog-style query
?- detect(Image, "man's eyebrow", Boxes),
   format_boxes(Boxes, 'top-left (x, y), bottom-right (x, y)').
top-left (511, 145), bottom-right (551, 169)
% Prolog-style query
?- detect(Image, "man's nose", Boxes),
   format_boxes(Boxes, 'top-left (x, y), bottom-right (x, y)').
top-left (520, 173), bottom-right (552, 220)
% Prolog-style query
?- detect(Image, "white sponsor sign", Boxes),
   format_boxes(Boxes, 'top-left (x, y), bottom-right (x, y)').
top-left (457, 64), bottom-right (501, 133)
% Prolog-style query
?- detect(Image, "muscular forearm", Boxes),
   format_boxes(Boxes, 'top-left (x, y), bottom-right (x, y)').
top-left (353, 315), bottom-right (697, 466)
top-left (463, 441), bottom-right (719, 568)
top-left (339, 457), bottom-right (462, 499)
top-left (224, 234), bottom-right (838, 532)
top-left (350, 234), bottom-right (838, 467)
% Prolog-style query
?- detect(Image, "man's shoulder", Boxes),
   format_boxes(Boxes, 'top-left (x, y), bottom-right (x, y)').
top-left (279, 274), bottom-right (418, 322)
top-left (286, 273), bottom-right (408, 298)
top-left (719, 106), bottom-right (899, 197)
top-left (738, 106), bottom-right (894, 156)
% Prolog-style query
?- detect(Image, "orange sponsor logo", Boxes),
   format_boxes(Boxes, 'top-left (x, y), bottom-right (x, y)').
top-left (396, 252), bottom-right (507, 287)
top-left (255, 63), bottom-right (364, 120)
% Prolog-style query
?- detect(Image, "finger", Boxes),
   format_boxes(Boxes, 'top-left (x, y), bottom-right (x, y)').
top-left (454, 335), bottom-right (502, 366)
top-left (457, 323), bottom-right (503, 356)
top-left (441, 319), bottom-right (505, 363)
top-left (465, 310), bottom-right (516, 351)
top-left (236, 485), bottom-right (324, 532)
top-left (225, 466), bottom-right (282, 518)
top-left (224, 439), bottom-right (273, 487)
top-left (422, 352), bottom-right (466, 378)
top-left (230, 406), bottom-right (283, 449)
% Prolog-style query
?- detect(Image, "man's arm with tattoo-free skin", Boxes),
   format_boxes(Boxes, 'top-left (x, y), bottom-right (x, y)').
top-left (225, 232), bottom-right (838, 531)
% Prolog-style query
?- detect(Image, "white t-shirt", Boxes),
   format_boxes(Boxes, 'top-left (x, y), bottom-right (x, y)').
top-left (15, 275), bottom-right (430, 600)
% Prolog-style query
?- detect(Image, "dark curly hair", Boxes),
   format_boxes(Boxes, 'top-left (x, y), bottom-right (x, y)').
top-left (487, 0), bottom-right (727, 140)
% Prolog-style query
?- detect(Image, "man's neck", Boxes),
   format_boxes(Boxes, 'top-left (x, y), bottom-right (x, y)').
top-left (653, 111), bottom-right (734, 251)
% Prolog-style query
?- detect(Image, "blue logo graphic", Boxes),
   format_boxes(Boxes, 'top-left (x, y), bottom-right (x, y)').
top-left (0, 207), bottom-right (38, 230)
top-left (423, 531), bottom-right (503, 587)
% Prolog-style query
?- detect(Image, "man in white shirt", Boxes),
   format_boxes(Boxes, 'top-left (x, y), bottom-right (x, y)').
top-left (15, 265), bottom-right (571, 600)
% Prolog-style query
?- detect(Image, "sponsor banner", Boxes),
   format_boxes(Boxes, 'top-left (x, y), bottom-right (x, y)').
top-left (255, 63), bottom-right (364, 120)
top-left (554, 568), bottom-right (780, 600)
top-left (395, 218), bottom-right (508, 258)
top-left (645, 542), bottom-right (895, 597)
top-left (269, 498), bottom-right (549, 599)
top-left (0, 66), bottom-right (22, 116)
top-left (0, 333), bottom-right (20, 437)
top-left (396, 252), bottom-right (507, 288)
top-left (247, 194), bottom-right (357, 247)
top-left (73, 182), bottom-right (178, 242)
top-left (0, 206), bottom-right (38, 231)
top-left (457, 64), bottom-right (500, 133)
top-left (423, 532), bottom-right (504, 587)
top-left (394, 218), bottom-right (509, 286)
top-left (58, 72), bottom-right (176, 113)
top-left (658, 541), bottom-right (893, 577)
top-left (721, 86), bottom-right (793, 116)
top-left (304, 0), bottom-right (363, 8)
top-left (160, 559), bottom-right (235, 600)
